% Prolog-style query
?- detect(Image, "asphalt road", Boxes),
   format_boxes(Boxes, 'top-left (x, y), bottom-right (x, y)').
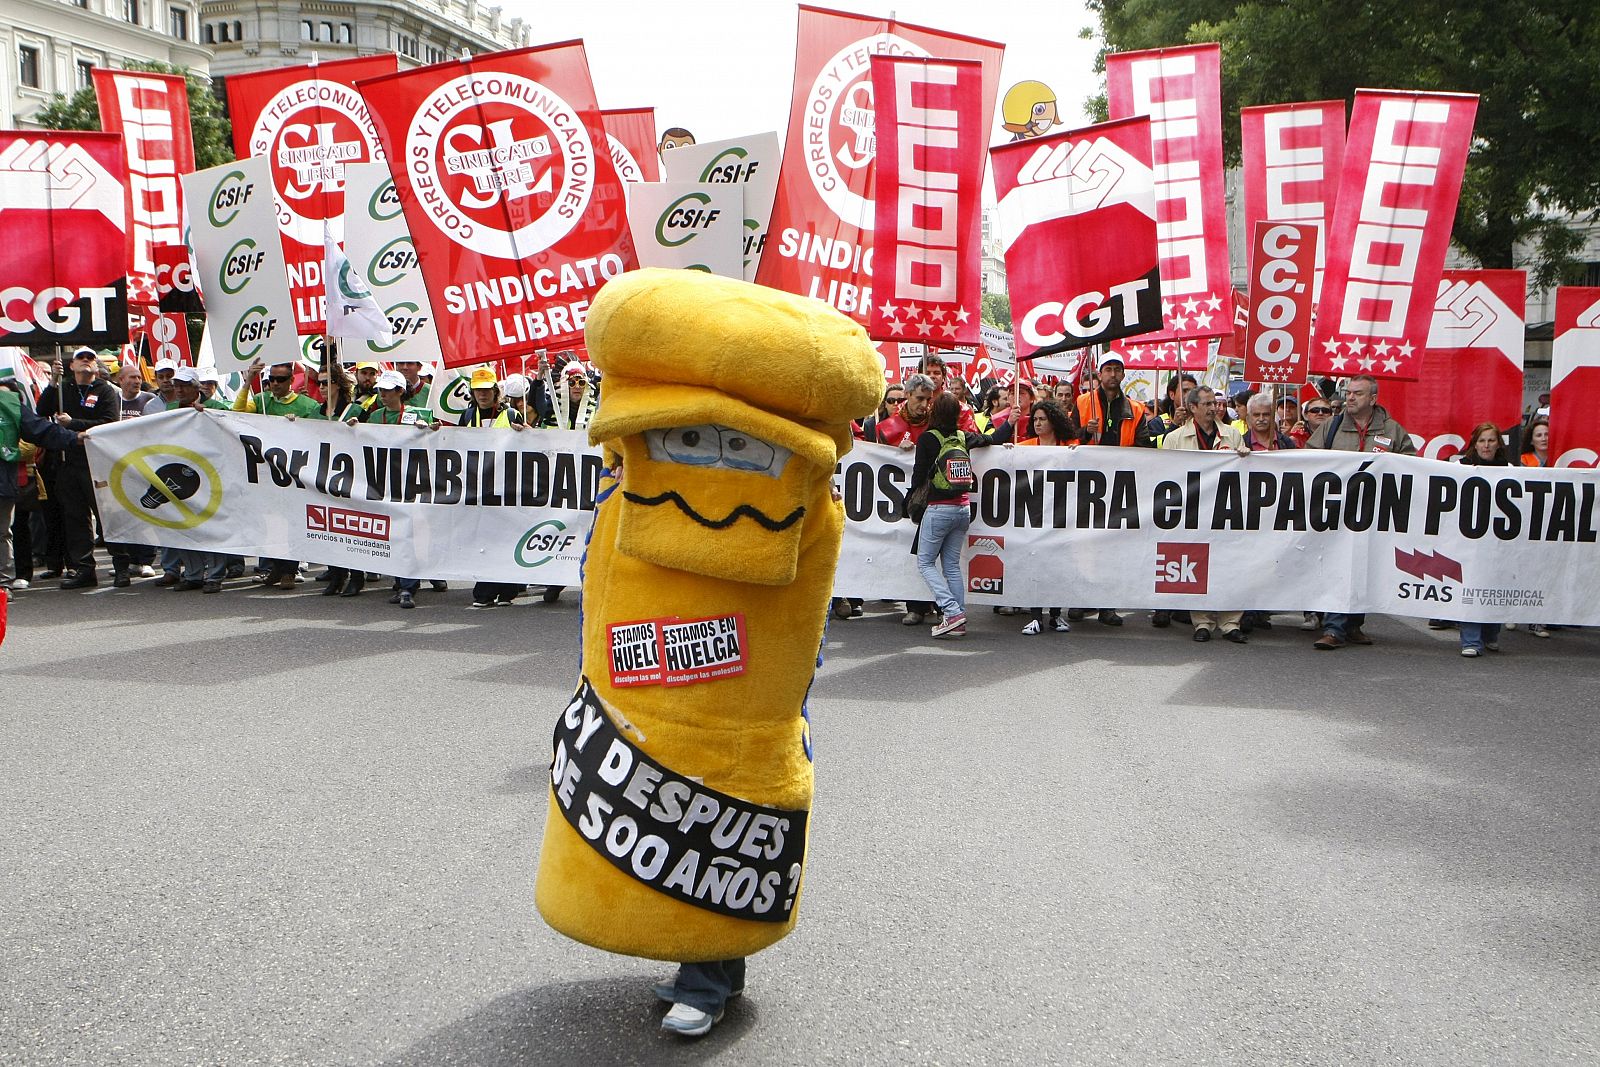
top-left (2, 570), bottom-right (1597, 1066)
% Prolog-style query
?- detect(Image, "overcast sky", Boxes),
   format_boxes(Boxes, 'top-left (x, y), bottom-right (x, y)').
top-left (497, 0), bottom-right (1104, 145)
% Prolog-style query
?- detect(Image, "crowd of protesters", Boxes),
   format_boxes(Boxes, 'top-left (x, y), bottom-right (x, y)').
top-left (852, 349), bottom-right (1570, 658)
top-left (0, 344), bottom-right (1573, 656)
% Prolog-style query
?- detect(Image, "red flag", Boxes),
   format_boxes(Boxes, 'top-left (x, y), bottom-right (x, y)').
top-left (357, 43), bottom-right (635, 364)
top-left (1550, 287), bottom-right (1600, 467)
top-left (1243, 222), bottom-right (1318, 385)
top-left (1106, 43), bottom-right (1232, 347)
top-left (1383, 270), bottom-right (1525, 459)
top-left (155, 241), bottom-right (203, 313)
top-left (1241, 101), bottom-right (1345, 303)
top-left (0, 131), bottom-right (130, 346)
top-left (601, 108), bottom-right (659, 183)
top-left (990, 116), bottom-right (1161, 359)
top-left (756, 5), bottom-right (1002, 324)
top-left (1311, 90), bottom-right (1477, 380)
top-left (124, 304), bottom-right (193, 369)
top-left (92, 69), bottom-right (195, 307)
top-left (1112, 336), bottom-right (1210, 370)
top-left (868, 56), bottom-right (985, 346)
top-left (227, 55), bottom-right (398, 334)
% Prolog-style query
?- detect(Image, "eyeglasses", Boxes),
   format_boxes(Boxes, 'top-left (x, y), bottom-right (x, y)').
top-left (1305, 406), bottom-right (1332, 415)
top-left (267, 375), bottom-right (293, 383)
top-left (885, 396), bottom-right (905, 405)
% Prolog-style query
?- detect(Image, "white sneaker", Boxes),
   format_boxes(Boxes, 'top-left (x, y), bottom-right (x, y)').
top-left (1300, 612), bottom-right (1319, 631)
top-left (1461, 646), bottom-right (1481, 657)
top-left (1022, 619), bottom-right (1041, 635)
top-left (661, 1002), bottom-right (722, 1037)
top-left (1052, 616), bottom-right (1071, 633)
top-left (5, 578), bottom-right (28, 590)
top-left (135, 564), bottom-right (156, 578)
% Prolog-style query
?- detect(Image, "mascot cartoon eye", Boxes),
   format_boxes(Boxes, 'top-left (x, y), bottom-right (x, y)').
top-left (645, 424), bottom-right (793, 478)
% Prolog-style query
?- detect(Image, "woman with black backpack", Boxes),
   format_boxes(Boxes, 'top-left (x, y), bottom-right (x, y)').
top-left (908, 393), bottom-right (997, 639)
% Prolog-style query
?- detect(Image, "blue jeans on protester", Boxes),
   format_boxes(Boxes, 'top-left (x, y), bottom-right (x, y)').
top-left (671, 958), bottom-right (745, 1015)
top-left (1459, 621), bottom-right (1500, 653)
top-left (916, 503), bottom-right (969, 619)
top-left (1323, 612), bottom-right (1365, 638)
top-left (177, 550), bottom-right (225, 583)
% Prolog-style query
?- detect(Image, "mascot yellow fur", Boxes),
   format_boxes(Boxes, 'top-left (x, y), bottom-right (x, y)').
top-left (535, 268), bottom-right (883, 962)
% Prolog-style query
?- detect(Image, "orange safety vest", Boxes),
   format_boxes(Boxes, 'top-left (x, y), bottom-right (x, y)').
top-left (1076, 390), bottom-right (1147, 447)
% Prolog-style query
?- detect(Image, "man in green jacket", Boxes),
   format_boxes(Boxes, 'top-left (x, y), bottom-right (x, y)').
top-left (234, 358), bottom-right (324, 587)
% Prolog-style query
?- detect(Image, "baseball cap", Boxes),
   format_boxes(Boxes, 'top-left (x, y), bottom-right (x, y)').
top-left (196, 367), bottom-right (220, 383)
top-left (154, 358), bottom-right (178, 374)
top-left (469, 367), bottom-right (498, 389)
top-left (377, 370), bottom-right (407, 391)
top-left (418, 365), bottom-right (435, 378)
top-left (171, 366), bottom-right (200, 385)
top-left (1097, 351), bottom-right (1125, 369)
top-left (71, 347), bottom-right (98, 362)
top-left (354, 361), bottom-right (380, 372)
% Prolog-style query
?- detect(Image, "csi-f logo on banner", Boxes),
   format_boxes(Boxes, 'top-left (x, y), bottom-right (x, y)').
top-left (516, 518), bottom-right (580, 568)
top-left (405, 72), bottom-right (595, 259)
top-left (655, 192), bottom-right (720, 247)
top-left (208, 169), bottom-right (254, 227)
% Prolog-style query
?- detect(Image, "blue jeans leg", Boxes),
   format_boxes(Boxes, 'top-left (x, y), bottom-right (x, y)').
top-left (396, 577), bottom-right (421, 592)
top-left (940, 513), bottom-right (968, 616)
top-left (916, 505), bottom-right (968, 618)
top-left (1323, 612), bottom-right (1365, 638)
top-left (1458, 621), bottom-right (1484, 652)
top-left (672, 958), bottom-right (746, 1015)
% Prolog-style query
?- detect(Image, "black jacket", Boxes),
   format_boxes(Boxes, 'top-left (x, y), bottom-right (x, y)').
top-left (37, 378), bottom-right (118, 467)
top-left (911, 428), bottom-right (992, 505)
top-left (1, 390), bottom-right (78, 501)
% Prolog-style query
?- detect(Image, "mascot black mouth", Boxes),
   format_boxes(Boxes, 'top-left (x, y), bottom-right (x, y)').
top-left (623, 490), bottom-right (805, 532)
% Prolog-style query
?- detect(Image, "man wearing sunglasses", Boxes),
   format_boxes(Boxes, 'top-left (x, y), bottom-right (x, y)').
top-left (233, 358), bottom-right (326, 587)
top-left (1289, 398), bottom-right (1333, 447)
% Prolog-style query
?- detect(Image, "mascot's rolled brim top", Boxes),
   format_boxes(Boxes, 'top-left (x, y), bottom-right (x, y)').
top-left (535, 268), bottom-right (884, 962)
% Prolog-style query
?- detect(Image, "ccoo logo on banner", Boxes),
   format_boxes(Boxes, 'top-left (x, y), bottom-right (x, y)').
top-left (358, 43), bottom-right (636, 359)
top-left (0, 132), bottom-right (131, 347)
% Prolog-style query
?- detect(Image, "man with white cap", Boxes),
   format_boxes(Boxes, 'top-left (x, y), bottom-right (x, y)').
top-left (153, 359), bottom-right (179, 407)
top-left (38, 348), bottom-right (120, 588)
top-left (233, 357), bottom-right (325, 587)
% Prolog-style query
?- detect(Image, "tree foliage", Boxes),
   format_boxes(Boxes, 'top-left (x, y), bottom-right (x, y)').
top-left (34, 61), bottom-right (234, 170)
top-left (981, 292), bottom-right (1012, 331)
top-left (1087, 0), bottom-right (1600, 288)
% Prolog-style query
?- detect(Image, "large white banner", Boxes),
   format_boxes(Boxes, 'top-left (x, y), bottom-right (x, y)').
top-left (87, 409), bottom-right (601, 586)
top-left (180, 157), bottom-right (298, 370)
top-left (662, 132), bottom-right (781, 282)
top-left (86, 415), bottom-right (1600, 624)
top-left (832, 442), bottom-right (1600, 624)
top-left (340, 161), bottom-right (443, 364)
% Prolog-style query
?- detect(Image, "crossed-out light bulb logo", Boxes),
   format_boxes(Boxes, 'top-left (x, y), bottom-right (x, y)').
top-left (138, 462), bottom-right (202, 511)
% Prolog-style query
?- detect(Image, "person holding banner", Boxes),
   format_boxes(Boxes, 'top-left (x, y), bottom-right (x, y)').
top-left (1162, 386), bottom-right (1250, 643)
top-left (1309, 376), bottom-right (1416, 651)
top-left (38, 349), bottom-right (120, 589)
top-left (541, 355), bottom-right (599, 431)
top-left (365, 371), bottom-right (430, 608)
top-left (235, 359), bottom-right (326, 588)
top-left (1519, 417), bottom-right (1551, 468)
top-left (910, 394), bottom-right (998, 639)
top-left (1243, 394), bottom-right (1298, 452)
top-left (456, 369), bottom-right (526, 430)
top-left (875, 375), bottom-right (940, 625)
top-left (1, 380), bottom-right (79, 592)
top-left (1016, 400), bottom-right (1078, 635)
top-left (1454, 424), bottom-right (1512, 655)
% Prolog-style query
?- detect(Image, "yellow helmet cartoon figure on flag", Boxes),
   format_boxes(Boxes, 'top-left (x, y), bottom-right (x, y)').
top-left (1002, 79), bottom-right (1058, 139)
top-left (534, 268), bottom-right (881, 962)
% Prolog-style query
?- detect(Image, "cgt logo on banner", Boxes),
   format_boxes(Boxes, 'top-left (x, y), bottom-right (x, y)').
top-left (966, 535), bottom-right (1003, 594)
top-left (0, 132), bottom-right (131, 346)
top-left (181, 158), bottom-right (299, 368)
top-left (227, 55), bottom-right (398, 334)
top-left (1241, 100), bottom-right (1345, 304)
top-left (991, 116), bottom-right (1162, 361)
top-left (1311, 90), bottom-right (1478, 380)
top-left (1550, 286), bottom-right (1600, 468)
top-left (663, 131), bottom-right (781, 283)
top-left (626, 183), bottom-right (741, 277)
top-left (358, 43), bottom-right (636, 358)
top-left (757, 7), bottom-right (1002, 322)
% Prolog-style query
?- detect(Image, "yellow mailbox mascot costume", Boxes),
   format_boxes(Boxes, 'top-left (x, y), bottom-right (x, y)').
top-left (535, 268), bottom-right (883, 1036)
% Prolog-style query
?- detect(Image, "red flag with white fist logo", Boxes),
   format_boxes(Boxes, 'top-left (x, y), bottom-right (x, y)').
top-left (990, 116), bottom-right (1162, 360)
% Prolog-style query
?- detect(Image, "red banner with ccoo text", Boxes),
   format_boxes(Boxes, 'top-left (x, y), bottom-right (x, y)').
top-left (1243, 222), bottom-right (1318, 385)
top-left (868, 55), bottom-right (984, 346)
top-left (358, 43), bottom-right (635, 364)
top-left (1106, 43), bottom-right (1232, 349)
top-left (1241, 100), bottom-right (1344, 304)
top-left (1311, 90), bottom-right (1477, 381)
top-left (756, 5), bottom-right (1002, 325)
